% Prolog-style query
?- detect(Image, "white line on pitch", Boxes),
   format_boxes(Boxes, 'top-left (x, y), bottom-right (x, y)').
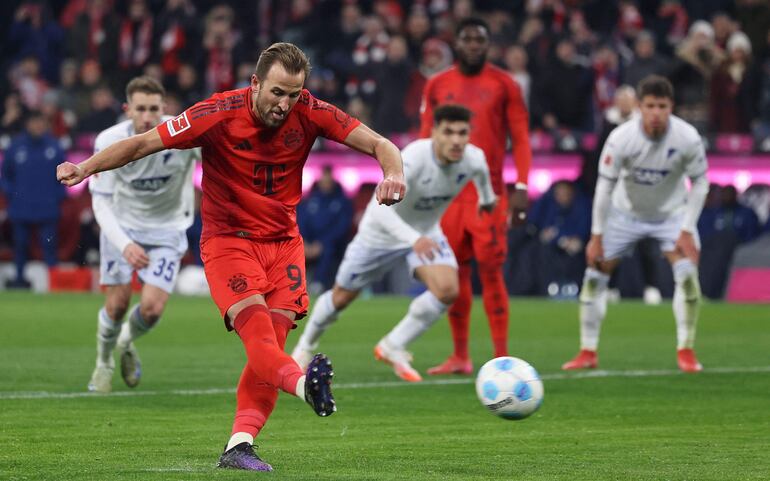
top-left (1, 365), bottom-right (769, 401)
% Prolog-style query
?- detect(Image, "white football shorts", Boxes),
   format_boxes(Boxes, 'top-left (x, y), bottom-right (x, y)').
top-left (99, 228), bottom-right (188, 293)
top-left (335, 233), bottom-right (458, 291)
top-left (602, 208), bottom-right (700, 260)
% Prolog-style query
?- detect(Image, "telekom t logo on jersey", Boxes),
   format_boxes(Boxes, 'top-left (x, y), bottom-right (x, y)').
top-left (166, 112), bottom-right (191, 137)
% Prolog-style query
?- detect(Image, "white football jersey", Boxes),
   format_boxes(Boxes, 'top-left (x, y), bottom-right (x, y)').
top-left (89, 118), bottom-right (199, 231)
top-left (598, 115), bottom-right (708, 221)
top-left (357, 138), bottom-right (495, 249)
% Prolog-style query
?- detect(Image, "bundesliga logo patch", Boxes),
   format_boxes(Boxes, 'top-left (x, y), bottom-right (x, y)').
top-left (166, 112), bottom-right (191, 137)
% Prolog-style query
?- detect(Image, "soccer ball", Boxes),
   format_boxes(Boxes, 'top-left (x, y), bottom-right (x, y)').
top-left (475, 356), bottom-right (544, 420)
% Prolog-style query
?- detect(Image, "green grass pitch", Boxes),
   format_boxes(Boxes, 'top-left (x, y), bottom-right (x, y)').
top-left (0, 291), bottom-right (768, 480)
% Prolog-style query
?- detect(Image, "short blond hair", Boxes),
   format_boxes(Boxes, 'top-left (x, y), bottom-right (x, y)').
top-left (125, 76), bottom-right (165, 101)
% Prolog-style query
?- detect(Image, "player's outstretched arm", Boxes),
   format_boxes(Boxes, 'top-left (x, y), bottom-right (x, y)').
top-left (56, 129), bottom-right (165, 186)
top-left (342, 124), bottom-right (406, 206)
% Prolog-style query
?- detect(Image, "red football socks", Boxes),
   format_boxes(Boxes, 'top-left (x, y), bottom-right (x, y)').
top-left (478, 263), bottom-right (509, 357)
top-left (231, 307), bottom-right (299, 437)
top-left (447, 263), bottom-right (473, 359)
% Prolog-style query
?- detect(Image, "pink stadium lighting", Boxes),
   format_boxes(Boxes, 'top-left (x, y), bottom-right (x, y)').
top-left (59, 153), bottom-right (770, 198)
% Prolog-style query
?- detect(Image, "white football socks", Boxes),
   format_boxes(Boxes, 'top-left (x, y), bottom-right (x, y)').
top-left (672, 259), bottom-right (701, 349)
top-left (296, 290), bottom-right (339, 351)
top-left (226, 432), bottom-right (254, 451)
top-left (578, 268), bottom-right (610, 351)
top-left (117, 304), bottom-right (153, 349)
top-left (384, 290), bottom-right (449, 350)
top-left (96, 308), bottom-right (121, 367)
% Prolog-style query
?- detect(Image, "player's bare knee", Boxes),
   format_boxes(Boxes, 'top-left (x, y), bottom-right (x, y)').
top-left (431, 282), bottom-right (458, 305)
top-left (331, 285), bottom-right (358, 311)
top-left (105, 297), bottom-right (130, 321)
top-left (139, 301), bottom-right (165, 326)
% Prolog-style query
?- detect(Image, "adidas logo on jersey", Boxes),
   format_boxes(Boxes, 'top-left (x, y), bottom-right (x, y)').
top-left (234, 140), bottom-right (253, 150)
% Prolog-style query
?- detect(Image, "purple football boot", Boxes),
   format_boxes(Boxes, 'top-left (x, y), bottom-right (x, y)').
top-left (217, 443), bottom-right (273, 471)
top-left (305, 353), bottom-right (336, 416)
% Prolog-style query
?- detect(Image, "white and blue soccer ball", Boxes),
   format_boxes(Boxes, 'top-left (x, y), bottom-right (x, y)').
top-left (475, 356), bottom-right (544, 420)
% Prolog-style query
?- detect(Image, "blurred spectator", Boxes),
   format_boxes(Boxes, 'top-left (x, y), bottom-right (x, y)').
top-left (735, 0), bottom-right (770, 61)
top-left (404, 38), bottom-right (452, 130)
top-left (518, 16), bottom-right (551, 77)
top-left (53, 59), bottom-right (80, 124)
top-left (623, 30), bottom-right (669, 89)
top-left (345, 96), bottom-right (371, 126)
top-left (504, 45), bottom-right (531, 109)
top-left (592, 45), bottom-right (621, 123)
top-left (350, 15), bottom-right (390, 100)
top-left (202, 5), bottom-right (242, 95)
top-left (76, 86), bottom-right (118, 133)
top-left (8, 56), bottom-right (50, 111)
top-left (372, 36), bottom-right (412, 135)
top-left (532, 38), bottom-right (593, 132)
top-left (39, 90), bottom-right (70, 139)
top-left (404, 5), bottom-right (432, 60)
top-left (653, 0), bottom-right (689, 55)
top-left (142, 63), bottom-right (164, 84)
top-left (1, 93), bottom-right (27, 137)
top-left (322, 3), bottom-right (362, 77)
top-left (73, 59), bottom-right (105, 120)
top-left (669, 20), bottom-right (724, 132)
top-left (117, 0), bottom-right (154, 85)
top-left (755, 33), bottom-right (770, 148)
top-left (66, 0), bottom-right (120, 73)
top-left (374, 0), bottom-right (405, 35)
top-left (581, 84), bottom-right (637, 194)
top-left (174, 62), bottom-right (203, 109)
top-left (710, 32), bottom-right (759, 133)
top-left (0, 111), bottom-right (65, 288)
top-left (698, 184), bottom-right (761, 298)
top-left (528, 180), bottom-right (591, 296)
top-left (234, 62), bottom-right (254, 89)
top-left (710, 12), bottom-right (737, 50)
top-left (153, 0), bottom-right (199, 78)
top-left (280, 0), bottom-right (321, 61)
top-left (298, 166), bottom-right (353, 294)
top-left (7, 1), bottom-right (64, 84)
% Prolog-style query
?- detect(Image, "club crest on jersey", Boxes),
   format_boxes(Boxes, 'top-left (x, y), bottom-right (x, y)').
top-left (130, 175), bottom-right (172, 191)
top-left (282, 128), bottom-right (304, 149)
top-left (631, 167), bottom-right (670, 185)
top-left (166, 112), bottom-right (191, 137)
top-left (227, 274), bottom-right (248, 294)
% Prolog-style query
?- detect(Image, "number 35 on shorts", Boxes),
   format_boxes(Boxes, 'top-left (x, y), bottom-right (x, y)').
top-left (152, 258), bottom-right (177, 282)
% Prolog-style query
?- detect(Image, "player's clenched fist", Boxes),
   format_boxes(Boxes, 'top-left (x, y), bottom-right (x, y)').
top-left (56, 162), bottom-right (86, 186)
top-left (376, 173), bottom-right (406, 206)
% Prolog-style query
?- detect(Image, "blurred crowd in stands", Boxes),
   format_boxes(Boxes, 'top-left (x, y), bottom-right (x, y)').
top-left (2, 0), bottom-right (770, 298)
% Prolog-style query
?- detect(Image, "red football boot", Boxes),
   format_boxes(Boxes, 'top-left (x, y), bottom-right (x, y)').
top-left (426, 355), bottom-right (473, 375)
top-left (677, 348), bottom-right (703, 373)
top-left (561, 349), bottom-right (598, 370)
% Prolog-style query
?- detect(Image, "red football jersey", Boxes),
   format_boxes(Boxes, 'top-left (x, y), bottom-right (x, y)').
top-left (157, 87), bottom-right (360, 242)
top-left (419, 64), bottom-right (532, 202)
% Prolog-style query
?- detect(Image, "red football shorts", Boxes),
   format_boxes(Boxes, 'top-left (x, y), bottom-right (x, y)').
top-left (201, 234), bottom-right (309, 329)
top-left (440, 195), bottom-right (508, 265)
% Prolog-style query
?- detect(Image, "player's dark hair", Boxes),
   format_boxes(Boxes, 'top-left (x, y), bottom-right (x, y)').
top-left (255, 42), bottom-right (312, 81)
top-left (455, 17), bottom-right (490, 37)
top-left (126, 76), bottom-right (166, 101)
top-left (637, 75), bottom-right (674, 101)
top-left (433, 104), bottom-right (472, 124)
